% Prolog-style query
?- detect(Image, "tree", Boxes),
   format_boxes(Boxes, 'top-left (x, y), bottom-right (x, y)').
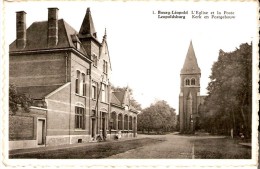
top-left (111, 85), bottom-right (142, 111)
top-left (137, 100), bottom-right (177, 133)
top-left (9, 84), bottom-right (32, 114)
top-left (202, 43), bottom-right (252, 138)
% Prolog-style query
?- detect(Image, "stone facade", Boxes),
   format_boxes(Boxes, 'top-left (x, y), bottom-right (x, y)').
top-left (9, 8), bottom-right (138, 150)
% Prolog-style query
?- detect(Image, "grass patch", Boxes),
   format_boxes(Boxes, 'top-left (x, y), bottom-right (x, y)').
top-left (192, 138), bottom-right (251, 159)
top-left (10, 138), bottom-right (164, 159)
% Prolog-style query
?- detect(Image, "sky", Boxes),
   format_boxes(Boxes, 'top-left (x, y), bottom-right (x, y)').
top-left (4, 1), bottom-right (258, 113)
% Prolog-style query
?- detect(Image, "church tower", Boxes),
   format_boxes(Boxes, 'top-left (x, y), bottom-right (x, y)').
top-left (179, 41), bottom-right (201, 133)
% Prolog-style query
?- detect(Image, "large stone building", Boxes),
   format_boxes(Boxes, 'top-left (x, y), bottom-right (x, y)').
top-left (179, 41), bottom-right (206, 133)
top-left (9, 8), bottom-right (138, 150)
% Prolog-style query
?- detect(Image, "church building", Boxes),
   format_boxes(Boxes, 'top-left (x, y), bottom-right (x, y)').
top-left (9, 8), bottom-right (138, 150)
top-left (179, 41), bottom-right (206, 134)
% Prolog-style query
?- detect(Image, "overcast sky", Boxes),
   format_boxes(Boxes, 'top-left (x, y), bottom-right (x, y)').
top-left (4, 1), bottom-right (257, 112)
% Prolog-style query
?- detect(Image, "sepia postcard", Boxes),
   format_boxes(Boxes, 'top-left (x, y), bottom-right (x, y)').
top-left (1, 0), bottom-right (259, 168)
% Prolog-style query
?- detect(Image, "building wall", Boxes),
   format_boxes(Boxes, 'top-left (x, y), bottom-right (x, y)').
top-left (45, 83), bottom-right (71, 146)
top-left (9, 52), bottom-right (67, 87)
top-left (45, 52), bottom-right (92, 146)
top-left (180, 74), bottom-right (201, 132)
top-left (70, 52), bottom-right (91, 143)
top-left (9, 107), bottom-right (47, 150)
top-left (84, 38), bottom-right (112, 139)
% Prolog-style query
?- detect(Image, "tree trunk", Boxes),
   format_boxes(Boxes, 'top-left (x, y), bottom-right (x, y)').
top-left (240, 93), bottom-right (248, 137)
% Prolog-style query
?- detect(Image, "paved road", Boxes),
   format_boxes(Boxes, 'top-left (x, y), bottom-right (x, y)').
top-left (107, 134), bottom-right (225, 159)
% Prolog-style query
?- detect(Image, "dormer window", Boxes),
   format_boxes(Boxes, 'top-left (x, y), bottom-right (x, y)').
top-left (71, 34), bottom-right (81, 50)
top-left (75, 42), bottom-right (81, 50)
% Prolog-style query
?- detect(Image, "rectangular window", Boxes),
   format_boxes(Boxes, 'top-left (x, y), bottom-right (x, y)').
top-left (101, 83), bottom-right (106, 102)
top-left (92, 81), bottom-right (97, 99)
top-left (93, 55), bottom-right (97, 67)
top-left (75, 107), bottom-right (85, 129)
top-left (82, 73), bottom-right (86, 96)
top-left (103, 60), bottom-right (108, 74)
top-left (75, 70), bottom-right (80, 94)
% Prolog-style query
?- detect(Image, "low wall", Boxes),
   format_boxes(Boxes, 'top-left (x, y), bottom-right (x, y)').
top-left (9, 140), bottom-right (39, 150)
top-left (9, 106), bottom-right (47, 150)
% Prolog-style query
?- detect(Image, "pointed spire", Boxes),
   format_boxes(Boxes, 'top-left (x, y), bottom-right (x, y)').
top-left (181, 40), bottom-right (201, 74)
top-left (79, 7), bottom-right (97, 39)
top-left (102, 28), bottom-right (107, 41)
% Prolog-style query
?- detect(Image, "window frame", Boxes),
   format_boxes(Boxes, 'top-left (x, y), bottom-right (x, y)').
top-left (75, 106), bottom-right (85, 129)
top-left (101, 83), bottom-right (107, 103)
top-left (82, 73), bottom-right (86, 96)
top-left (93, 55), bottom-right (98, 67)
top-left (103, 60), bottom-right (108, 74)
top-left (92, 81), bottom-right (97, 100)
top-left (75, 70), bottom-right (80, 94)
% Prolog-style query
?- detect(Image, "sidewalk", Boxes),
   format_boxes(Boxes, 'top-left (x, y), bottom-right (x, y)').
top-left (9, 137), bottom-right (140, 156)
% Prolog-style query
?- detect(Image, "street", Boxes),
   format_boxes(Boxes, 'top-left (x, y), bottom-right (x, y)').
top-left (108, 134), bottom-right (231, 159)
top-left (9, 133), bottom-right (251, 159)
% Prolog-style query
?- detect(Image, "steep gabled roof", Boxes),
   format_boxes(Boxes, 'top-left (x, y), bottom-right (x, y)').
top-left (9, 19), bottom-right (87, 56)
top-left (100, 29), bottom-right (112, 71)
top-left (111, 88), bottom-right (130, 107)
top-left (181, 41), bottom-right (201, 75)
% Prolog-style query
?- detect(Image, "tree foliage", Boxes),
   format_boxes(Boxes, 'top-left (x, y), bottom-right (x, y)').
top-left (111, 85), bottom-right (142, 111)
top-left (137, 100), bottom-right (177, 133)
top-left (9, 84), bottom-right (32, 114)
top-left (201, 43), bottom-right (252, 138)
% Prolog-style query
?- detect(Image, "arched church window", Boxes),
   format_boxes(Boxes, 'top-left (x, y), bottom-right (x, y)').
top-left (191, 78), bottom-right (195, 85)
top-left (185, 79), bottom-right (190, 86)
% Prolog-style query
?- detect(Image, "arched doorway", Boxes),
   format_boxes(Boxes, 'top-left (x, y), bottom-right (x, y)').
top-left (118, 114), bottom-right (123, 130)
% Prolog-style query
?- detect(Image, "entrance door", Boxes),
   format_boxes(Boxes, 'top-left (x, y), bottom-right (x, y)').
top-left (37, 119), bottom-right (45, 145)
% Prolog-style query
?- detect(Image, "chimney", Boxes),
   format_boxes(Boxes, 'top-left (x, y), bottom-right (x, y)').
top-left (48, 8), bottom-right (59, 47)
top-left (16, 11), bottom-right (26, 49)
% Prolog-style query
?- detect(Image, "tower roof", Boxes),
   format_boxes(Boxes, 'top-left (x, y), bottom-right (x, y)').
top-left (78, 8), bottom-right (97, 39)
top-left (181, 41), bottom-right (201, 74)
